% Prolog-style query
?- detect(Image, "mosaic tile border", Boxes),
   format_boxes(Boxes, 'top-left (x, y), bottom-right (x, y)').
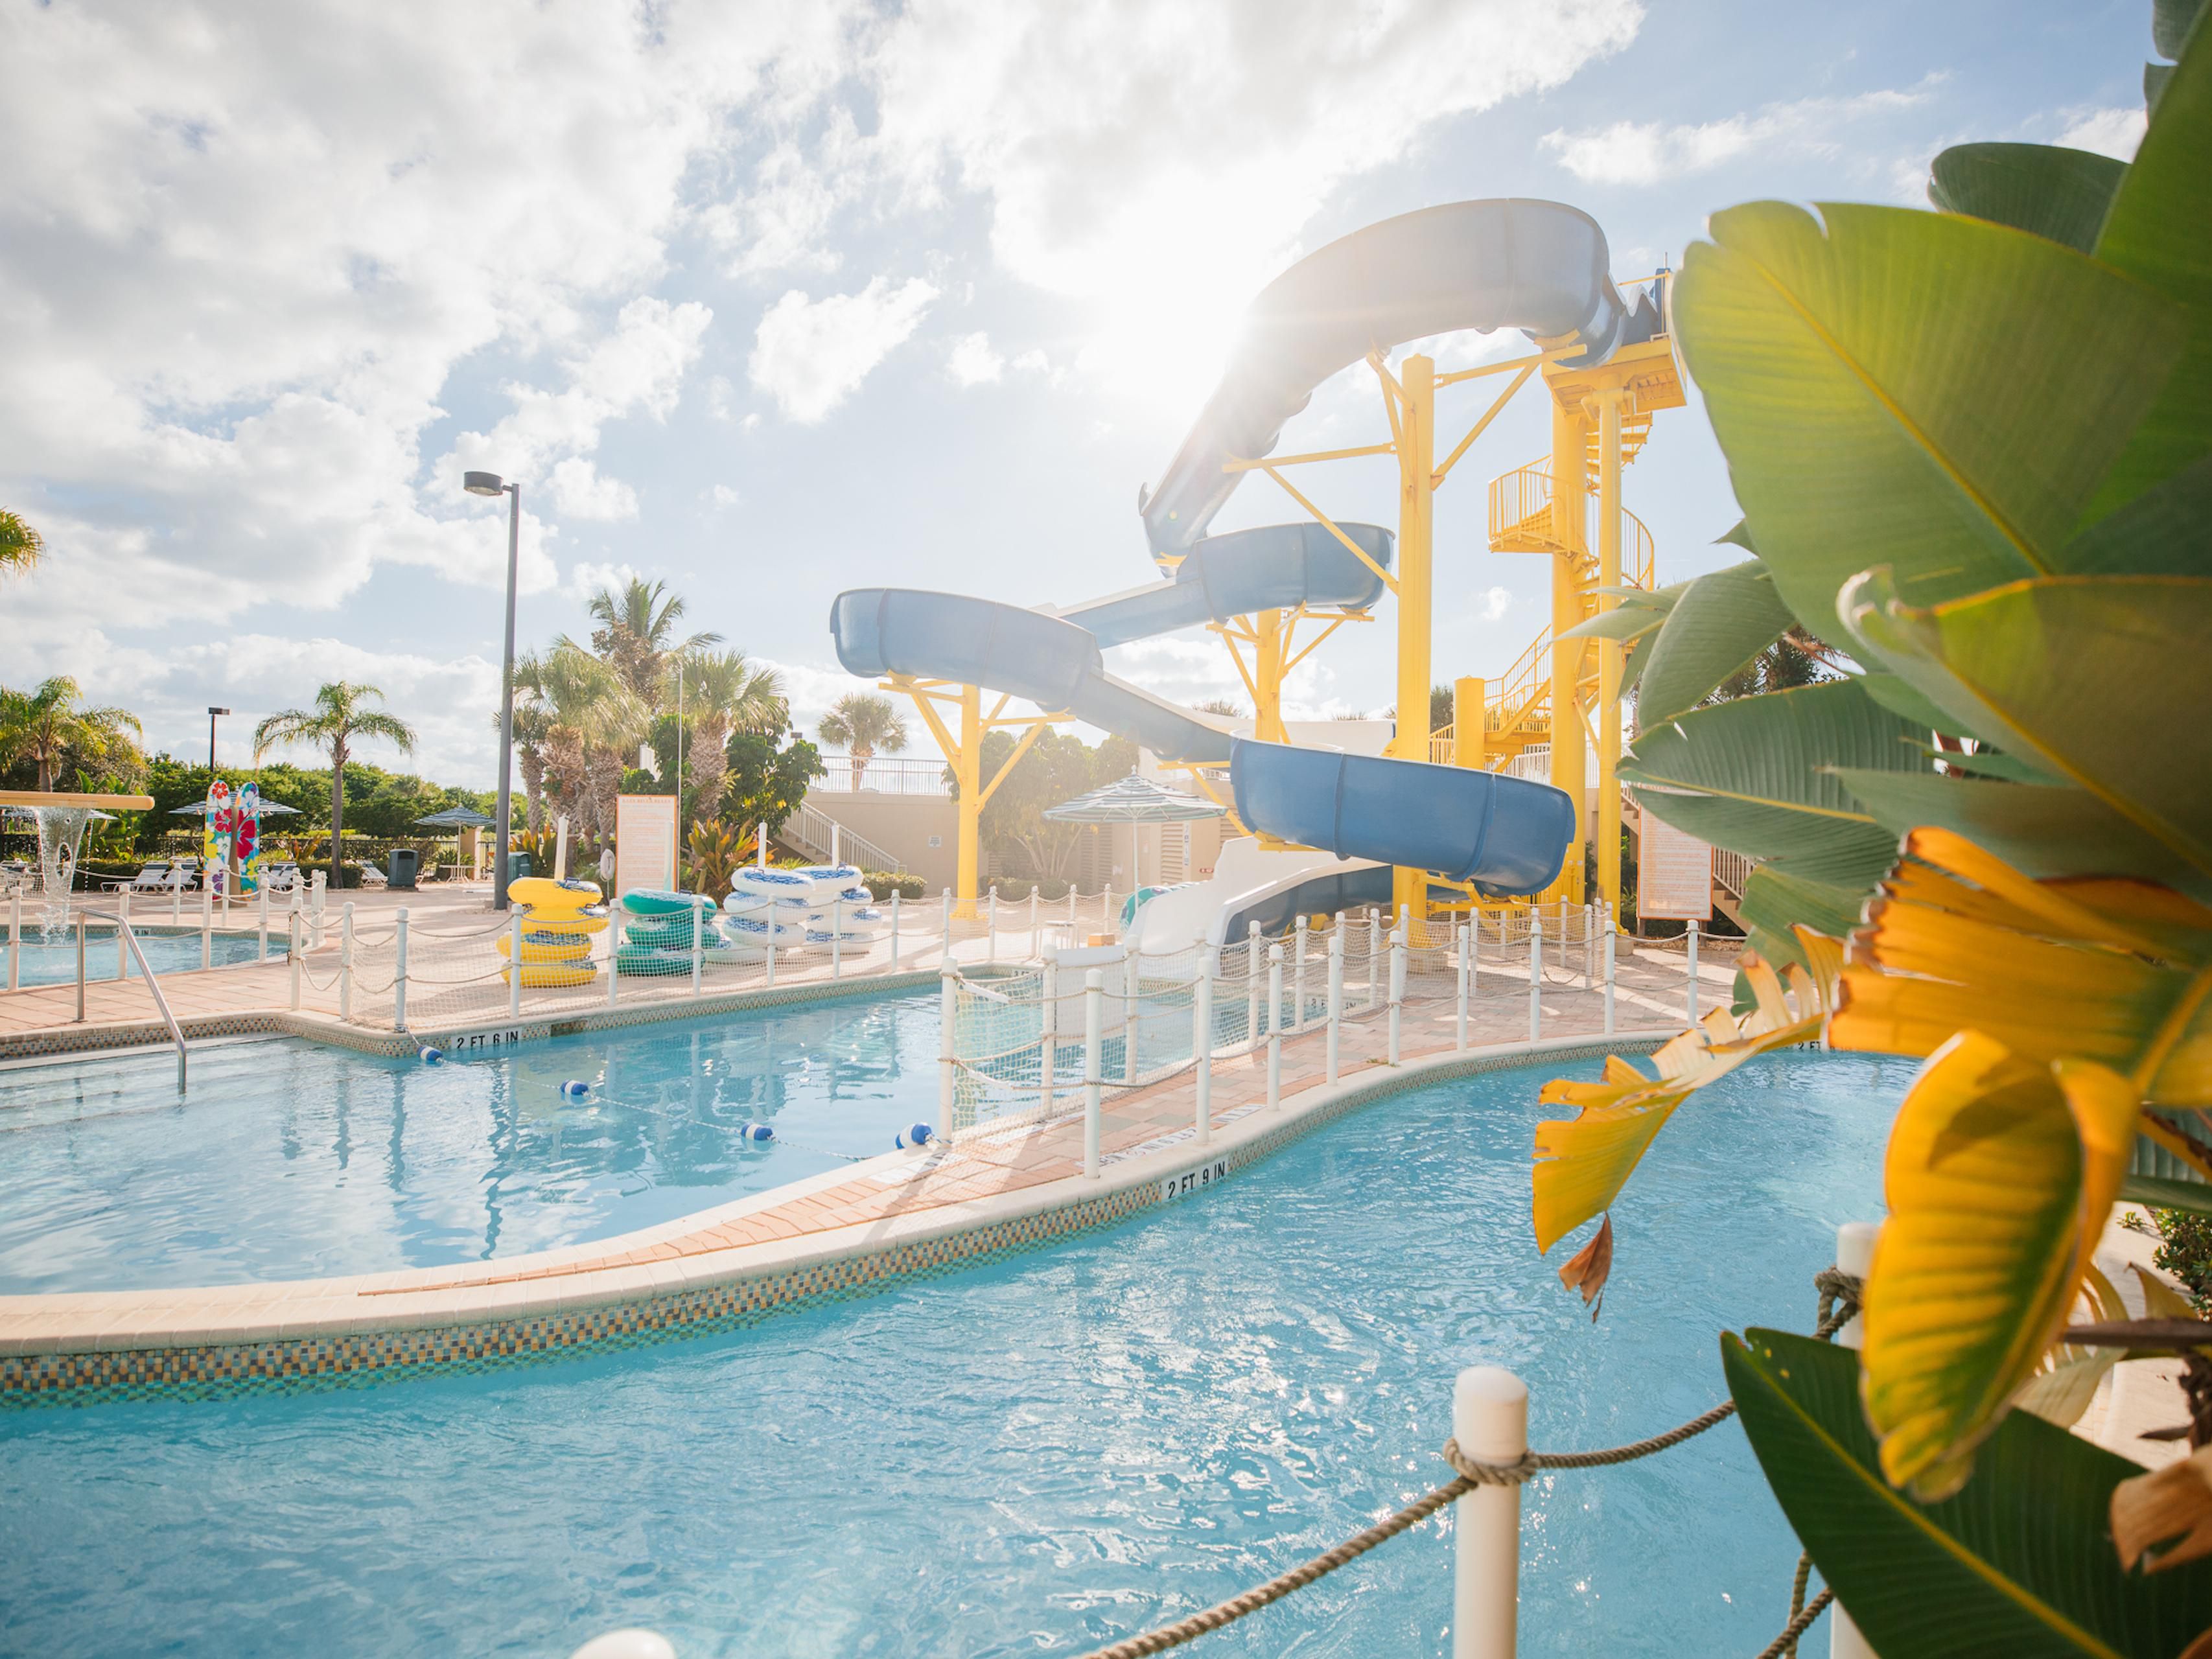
top-left (0, 1033), bottom-right (1662, 1410)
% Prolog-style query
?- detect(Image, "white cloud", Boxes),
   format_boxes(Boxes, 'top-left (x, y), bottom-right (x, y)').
top-left (2056, 106), bottom-right (2147, 159)
top-left (946, 331), bottom-right (1005, 386)
top-left (748, 276), bottom-right (939, 423)
top-left (0, 4), bottom-right (826, 636)
top-left (566, 559), bottom-right (640, 604)
top-left (1479, 585), bottom-right (1512, 621)
top-left (549, 457), bottom-right (640, 521)
top-left (1543, 76), bottom-right (1946, 185)
top-left (708, 483), bottom-right (741, 509)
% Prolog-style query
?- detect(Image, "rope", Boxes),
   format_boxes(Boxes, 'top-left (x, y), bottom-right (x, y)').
top-left (1782, 1551), bottom-right (1814, 1659)
top-left (1071, 1270), bottom-right (1863, 1659)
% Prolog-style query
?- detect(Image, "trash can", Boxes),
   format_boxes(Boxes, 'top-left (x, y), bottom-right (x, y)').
top-left (386, 846), bottom-right (421, 890)
top-left (507, 852), bottom-right (533, 884)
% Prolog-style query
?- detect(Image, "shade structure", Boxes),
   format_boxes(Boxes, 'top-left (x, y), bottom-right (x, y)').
top-left (2, 804), bottom-right (117, 822)
top-left (1042, 771), bottom-right (1226, 825)
top-left (170, 800), bottom-right (301, 817)
top-left (411, 806), bottom-right (497, 829)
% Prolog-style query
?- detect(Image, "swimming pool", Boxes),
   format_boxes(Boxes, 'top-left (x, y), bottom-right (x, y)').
top-left (0, 924), bottom-right (290, 986)
top-left (0, 988), bottom-right (938, 1293)
top-left (0, 1049), bottom-right (1902, 1656)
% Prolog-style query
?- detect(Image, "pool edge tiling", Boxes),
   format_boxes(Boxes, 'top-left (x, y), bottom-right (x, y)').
top-left (0, 1031), bottom-right (1665, 1407)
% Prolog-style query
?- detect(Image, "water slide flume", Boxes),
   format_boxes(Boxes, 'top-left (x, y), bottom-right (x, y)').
top-left (832, 200), bottom-right (1654, 929)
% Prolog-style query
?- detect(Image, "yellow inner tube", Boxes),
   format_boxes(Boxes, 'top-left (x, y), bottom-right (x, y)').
top-left (517, 908), bottom-right (609, 934)
top-left (497, 933), bottom-right (595, 964)
top-left (500, 960), bottom-right (600, 988)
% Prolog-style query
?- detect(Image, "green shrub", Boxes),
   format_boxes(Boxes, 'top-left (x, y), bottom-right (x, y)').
top-left (2150, 1209), bottom-right (2212, 1315)
top-left (861, 870), bottom-right (926, 901)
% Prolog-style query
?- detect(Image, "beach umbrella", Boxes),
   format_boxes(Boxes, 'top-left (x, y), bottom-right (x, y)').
top-left (411, 806), bottom-right (497, 829)
top-left (1042, 771), bottom-right (1226, 824)
top-left (169, 800), bottom-right (300, 817)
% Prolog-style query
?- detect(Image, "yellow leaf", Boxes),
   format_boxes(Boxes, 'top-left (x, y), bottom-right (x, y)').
top-left (2113, 1447), bottom-right (2212, 1573)
top-left (1863, 1031), bottom-right (2140, 1498)
top-left (2013, 1262), bottom-right (2127, 1428)
top-left (1832, 827), bottom-right (2212, 1105)
top-left (1531, 947), bottom-right (1830, 1255)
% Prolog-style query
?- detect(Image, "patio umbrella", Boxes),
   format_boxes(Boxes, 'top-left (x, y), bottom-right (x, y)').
top-left (1042, 771), bottom-right (1226, 824)
top-left (412, 806), bottom-right (497, 829)
top-left (169, 800), bottom-right (301, 817)
top-left (3, 804), bottom-right (119, 822)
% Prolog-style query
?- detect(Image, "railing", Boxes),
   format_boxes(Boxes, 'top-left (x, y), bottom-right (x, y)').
top-left (782, 802), bottom-right (907, 874)
top-left (78, 907), bottom-right (189, 1093)
top-left (811, 756), bottom-right (950, 796)
top-left (1714, 849), bottom-right (1753, 901)
top-left (1485, 627), bottom-right (1552, 739)
top-left (1485, 459), bottom-right (1656, 587)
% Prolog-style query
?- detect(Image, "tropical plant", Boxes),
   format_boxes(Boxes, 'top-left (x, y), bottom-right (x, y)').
top-left (670, 649), bottom-right (786, 823)
top-left (817, 692), bottom-right (908, 789)
top-left (252, 683), bottom-right (418, 885)
top-left (960, 728), bottom-right (1137, 883)
top-left (579, 577), bottom-right (723, 701)
top-left (684, 818), bottom-right (759, 905)
top-left (721, 728), bottom-right (823, 844)
top-left (0, 677), bottom-right (143, 792)
top-left (1526, 2), bottom-right (2212, 1638)
top-left (0, 510), bottom-right (43, 581)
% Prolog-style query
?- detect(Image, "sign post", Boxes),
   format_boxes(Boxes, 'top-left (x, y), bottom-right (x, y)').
top-left (1636, 813), bottom-right (1714, 927)
top-left (614, 795), bottom-right (679, 903)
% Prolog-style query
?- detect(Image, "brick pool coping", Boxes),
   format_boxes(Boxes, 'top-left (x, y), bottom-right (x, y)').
top-left (0, 1025), bottom-right (1670, 1406)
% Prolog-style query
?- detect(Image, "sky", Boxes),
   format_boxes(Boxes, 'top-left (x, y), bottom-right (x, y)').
top-left (0, 0), bottom-right (2159, 785)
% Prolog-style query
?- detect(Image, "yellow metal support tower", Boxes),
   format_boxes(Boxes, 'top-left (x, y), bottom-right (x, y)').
top-left (885, 676), bottom-right (1064, 919)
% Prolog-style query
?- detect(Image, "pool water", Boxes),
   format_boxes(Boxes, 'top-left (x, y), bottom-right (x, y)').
top-left (0, 990), bottom-right (939, 1292)
top-left (1, 925), bottom-right (290, 986)
top-left (0, 1050), bottom-right (1905, 1656)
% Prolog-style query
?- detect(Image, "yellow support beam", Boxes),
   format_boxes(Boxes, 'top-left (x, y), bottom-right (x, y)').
top-left (1546, 395), bottom-right (1589, 906)
top-left (1391, 353), bottom-right (1436, 939)
top-left (1453, 677), bottom-right (1485, 770)
top-left (1594, 386), bottom-right (1625, 922)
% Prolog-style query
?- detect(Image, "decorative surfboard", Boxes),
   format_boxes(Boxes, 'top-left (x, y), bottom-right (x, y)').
top-left (204, 779), bottom-right (231, 896)
top-left (235, 782), bottom-right (262, 893)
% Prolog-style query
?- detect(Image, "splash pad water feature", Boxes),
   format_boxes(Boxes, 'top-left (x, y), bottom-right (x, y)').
top-left (1, 792), bottom-right (157, 943)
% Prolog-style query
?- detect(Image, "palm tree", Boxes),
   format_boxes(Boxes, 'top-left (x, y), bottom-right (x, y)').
top-left (253, 682), bottom-right (418, 884)
top-left (0, 677), bottom-right (143, 791)
top-left (0, 511), bottom-right (42, 581)
top-left (581, 577), bottom-right (723, 701)
top-left (508, 651), bottom-right (555, 834)
top-left (678, 649), bottom-right (787, 820)
top-left (817, 692), bottom-right (908, 789)
top-left (525, 644), bottom-right (647, 847)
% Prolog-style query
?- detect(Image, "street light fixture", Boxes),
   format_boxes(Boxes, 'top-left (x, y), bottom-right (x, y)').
top-left (207, 707), bottom-right (231, 775)
top-left (464, 470), bottom-right (522, 911)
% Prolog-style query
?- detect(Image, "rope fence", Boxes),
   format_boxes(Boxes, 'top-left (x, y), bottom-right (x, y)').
top-left (1070, 1267), bottom-right (1864, 1659)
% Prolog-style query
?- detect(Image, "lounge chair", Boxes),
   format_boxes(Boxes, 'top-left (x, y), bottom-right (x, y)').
top-left (127, 863), bottom-right (174, 892)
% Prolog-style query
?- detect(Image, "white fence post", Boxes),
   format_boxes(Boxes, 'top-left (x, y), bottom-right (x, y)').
top-left (1029, 888), bottom-right (1038, 951)
top-left (1326, 927), bottom-right (1344, 1085)
top-left (1293, 914), bottom-right (1309, 1031)
top-left (1082, 968), bottom-right (1104, 1178)
top-left (507, 909), bottom-right (523, 1019)
top-left (1832, 1222), bottom-right (1883, 1659)
top-left (1069, 884), bottom-right (1079, 927)
top-left (1246, 921), bottom-right (1262, 1052)
top-left (392, 906), bottom-right (410, 1033)
top-left (1040, 960), bottom-right (1058, 1117)
top-left (171, 874), bottom-right (183, 927)
top-left (1686, 918), bottom-right (1701, 1027)
top-left (340, 901), bottom-right (356, 1022)
top-left (1194, 958), bottom-right (1214, 1144)
top-left (117, 887), bottom-right (132, 977)
top-left (7, 891), bottom-right (19, 992)
top-left (1528, 913), bottom-right (1543, 1043)
top-left (940, 888), bottom-right (953, 962)
top-left (254, 883), bottom-right (268, 964)
top-left (986, 885), bottom-right (999, 964)
top-left (310, 870), bottom-right (325, 946)
top-left (1367, 908), bottom-right (1382, 1010)
top-left (1266, 943), bottom-right (1284, 1109)
top-left (608, 920), bottom-right (622, 1006)
top-left (288, 911), bottom-right (301, 1010)
top-left (1123, 940), bottom-right (1139, 1084)
top-left (1388, 924), bottom-right (1405, 1065)
top-left (889, 887), bottom-right (902, 972)
top-left (1455, 922), bottom-right (1470, 1052)
top-left (830, 895), bottom-right (843, 981)
top-left (201, 883), bottom-right (213, 970)
top-left (938, 969), bottom-right (957, 1142)
top-left (1604, 914), bottom-right (1617, 1036)
top-left (1452, 1365), bottom-right (1528, 1659)
top-left (690, 895), bottom-right (706, 997)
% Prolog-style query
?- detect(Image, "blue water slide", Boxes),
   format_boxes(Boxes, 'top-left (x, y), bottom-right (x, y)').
top-left (1140, 198), bottom-right (1662, 557)
top-left (1229, 739), bottom-right (1574, 894)
top-left (828, 196), bottom-right (1645, 890)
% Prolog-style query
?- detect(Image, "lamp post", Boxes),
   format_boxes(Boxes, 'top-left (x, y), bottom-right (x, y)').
top-left (464, 470), bottom-right (522, 910)
top-left (206, 707), bottom-right (230, 775)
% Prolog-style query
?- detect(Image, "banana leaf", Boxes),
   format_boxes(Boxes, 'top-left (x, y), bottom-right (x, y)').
top-left (1634, 559), bottom-right (1799, 725)
top-left (1927, 142), bottom-right (2128, 253)
top-left (1724, 1328), bottom-right (2212, 1657)
top-left (1673, 199), bottom-right (2185, 634)
top-left (2092, 16), bottom-right (2212, 518)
